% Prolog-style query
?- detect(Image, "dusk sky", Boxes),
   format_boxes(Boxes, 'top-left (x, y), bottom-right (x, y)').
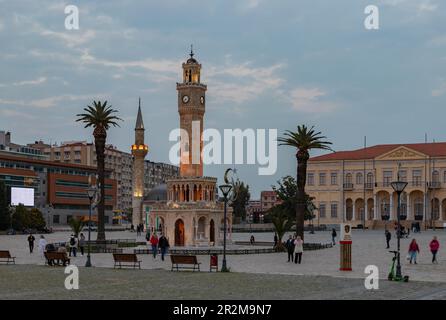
top-left (1, 0), bottom-right (445, 198)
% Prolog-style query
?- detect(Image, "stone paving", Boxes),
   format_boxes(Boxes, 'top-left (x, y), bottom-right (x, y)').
top-left (1, 265), bottom-right (446, 300)
top-left (1, 229), bottom-right (445, 283)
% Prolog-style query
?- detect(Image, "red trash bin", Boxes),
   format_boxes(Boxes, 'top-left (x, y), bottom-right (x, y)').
top-left (210, 254), bottom-right (218, 272)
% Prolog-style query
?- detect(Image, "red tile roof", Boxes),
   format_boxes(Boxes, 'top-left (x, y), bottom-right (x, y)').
top-left (310, 142), bottom-right (446, 161)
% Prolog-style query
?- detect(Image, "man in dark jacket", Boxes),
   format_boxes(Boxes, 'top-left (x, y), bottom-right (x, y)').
top-left (158, 234), bottom-right (170, 261)
top-left (385, 229), bottom-right (391, 249)
top-left (27, 234), bottom-right (36, 253)
top-left (286, 235), bottom-right (295, 262)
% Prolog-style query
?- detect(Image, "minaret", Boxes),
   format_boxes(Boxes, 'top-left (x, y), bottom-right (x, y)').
top-left (176, 46), bottom-right (207, 177)
top-left (131, 98), bottom-right (148, 227)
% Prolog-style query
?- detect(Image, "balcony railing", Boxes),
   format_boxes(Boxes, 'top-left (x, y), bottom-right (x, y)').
top-left (365, 183), bottom-right (374, 190)
top-left (428, 181), bottom-right (441, 189)
top-left (343, 183), bottom-right (353, 190)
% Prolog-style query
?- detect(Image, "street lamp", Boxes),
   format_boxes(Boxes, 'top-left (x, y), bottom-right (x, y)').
top-left (85, 185), bottom-right (97, 267)
top-left (219, 183), bottom-right (232, 272)
top-left (390, 180), bottom-right (408, 280)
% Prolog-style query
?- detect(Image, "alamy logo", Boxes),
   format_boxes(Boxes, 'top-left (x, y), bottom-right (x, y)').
top-left (64, 265), bottom-right (79, 290)
top-left (169, 121), bottom-right (277, 175)
top-left (364, 265), bottom-right (379, 290)
top-left (364, 5), bottom-right (380, 30)
top-left (64, 5), bottom-right (79, 30)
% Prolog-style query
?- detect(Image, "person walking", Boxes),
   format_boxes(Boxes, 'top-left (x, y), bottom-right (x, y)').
top-left (250, 235), bottom-right (255, 245)
top-left (79, 233), bottom-right (86, 256)
top-left (150, 233), bottom-right (159, 259)
top-left (38, 235), bottom-right (47, 257)
top-left (331, 228), bottom-right (337, 245)
top-left (294, 236), bottom-right (304, 264)
top-left (68, 234), bottom-right (77, 257)
top-left (273, 233), bottom-right (278, 248)
top-left (429, 236), bottom-right (440, 264)
top-left (286, 235), bottom-right (295, 262)
top-left (27, 234), bottom-right (36, 253)
top-left (158, 234), bottom-right (170, 261)
top-left (408, 239), bottom-right (420, 264)
top-left (385, 230), bottom-right (392, 249)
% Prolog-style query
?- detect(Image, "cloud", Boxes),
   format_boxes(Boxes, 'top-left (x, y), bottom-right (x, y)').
top-left (288, 88), bottom-right (338, 113)
top-left (206, 62), bottom-right (284, 104)
top-left (432, 81), bottom-right (446, 97)
top-left (0, 93), bottom-right (107, 109)
top-left (12, 77), bottom-right (47, 86)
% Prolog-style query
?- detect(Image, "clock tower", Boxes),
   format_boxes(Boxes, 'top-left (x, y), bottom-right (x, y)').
top-left (176, 47), bottom-right (207, 177)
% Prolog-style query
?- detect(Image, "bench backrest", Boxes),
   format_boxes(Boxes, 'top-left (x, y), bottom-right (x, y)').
top-left (0, 250), bottom-right (11, 258)
top-left (170, 255), bottom-right (198, 264)
top-left (45, 252), bottom-right (68, 259)
top-left (113, 253), bottom-right (138, 262)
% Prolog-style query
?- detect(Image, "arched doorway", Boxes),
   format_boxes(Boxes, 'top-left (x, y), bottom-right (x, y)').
top-left (355, 198), bottom-right (364, 221)
top-left (175, 219), bottom-right (185, 246)
top-left (209, 219), bottom-right (215, 243)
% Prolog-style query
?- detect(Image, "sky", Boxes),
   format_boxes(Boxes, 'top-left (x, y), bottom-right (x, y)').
top-left (0, 0), bottom-right (445, 198)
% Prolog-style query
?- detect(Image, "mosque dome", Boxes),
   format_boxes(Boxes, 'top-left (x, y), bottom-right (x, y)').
top-left (144, 183), bottom-right (167, 201)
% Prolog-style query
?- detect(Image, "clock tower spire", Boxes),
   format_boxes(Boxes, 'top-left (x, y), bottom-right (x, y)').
top-left (177, 48), bottom-right (207, 177)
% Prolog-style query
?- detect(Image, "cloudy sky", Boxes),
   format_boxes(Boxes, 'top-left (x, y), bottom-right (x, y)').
top-left (0, 0), bottom-right (445, 198)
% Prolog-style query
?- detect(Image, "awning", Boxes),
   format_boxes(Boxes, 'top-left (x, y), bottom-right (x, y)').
top-left (78, 215), bottom-right (98, 222)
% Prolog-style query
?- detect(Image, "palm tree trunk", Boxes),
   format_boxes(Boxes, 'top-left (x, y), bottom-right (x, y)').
top-left (95, 133), bottom-right (106, 241)
top-left (296, 151), bottom-right (309, 241)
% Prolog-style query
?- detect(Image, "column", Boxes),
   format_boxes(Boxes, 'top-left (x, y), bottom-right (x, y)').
top-left (389, 194), bottom-right (394, 221)
top-left (407, 196), bottom-right (412, 221)
top-left (439, 201), bottom-right (443, 222)
top-left (374, 194), bottom-right (378, 220)
top-left (352, 202), bottom-right (356, 221)
top-left (423, 193), bottom-right (427, 221)
top-left (365, 201), bottom-right (369, 221)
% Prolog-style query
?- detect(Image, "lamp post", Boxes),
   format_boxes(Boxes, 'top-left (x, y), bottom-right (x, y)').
top-left (85, 185), bottom-right (97, 267)
top-left (219, 183), bottom-right (232, 272)
top-left (390, 180), bottom-right (408, 280)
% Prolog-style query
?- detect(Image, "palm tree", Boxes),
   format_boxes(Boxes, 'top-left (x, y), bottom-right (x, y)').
top-left (76, 100), bottom-right (122, 241)
top-left (268, 206), bottom-right (294, 252)
top-left (278, 125), bottom-right (332, 240)
top-left (69, 218), bottom-right (84, 238)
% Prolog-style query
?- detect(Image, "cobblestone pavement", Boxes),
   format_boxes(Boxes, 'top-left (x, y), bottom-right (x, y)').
top-left (1, 265), bottom-right (446, 300)
top-left (1, 229), bottom-right (445, 284)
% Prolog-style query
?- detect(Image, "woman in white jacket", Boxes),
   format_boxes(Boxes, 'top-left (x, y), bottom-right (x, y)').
top-left (38, 235), bottom-right (47, 256)
top-left (294, 236), bottom-right (304, 264)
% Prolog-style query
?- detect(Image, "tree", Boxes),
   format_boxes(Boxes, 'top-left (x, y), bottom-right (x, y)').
top-left (230, 181), bottom-right (250, 221)
top-left (272, 176), bottom-right (317, 222)
top-left (69, 218), bottom-right (84, 237)
top-left (76, 100), bottom-right (122, 241)
top-left (12, 204), bottom-right (29, 231)
top-left (278, 125), bottom-right (332, 240)
top-left (0, 181), bottom-right (10, 230)
top-left (28, 208), bottom-right (46, 230)
top-left (267, 206), bottom-right (294, 252)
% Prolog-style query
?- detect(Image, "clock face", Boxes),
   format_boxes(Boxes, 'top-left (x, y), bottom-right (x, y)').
top-left (200, 96), bottom-right (205, 104)
top-left (182, 95), bottom-right (189, 103)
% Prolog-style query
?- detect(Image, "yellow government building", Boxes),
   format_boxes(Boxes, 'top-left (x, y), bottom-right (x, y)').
top-left (307, 142), bottom-right (446, 229)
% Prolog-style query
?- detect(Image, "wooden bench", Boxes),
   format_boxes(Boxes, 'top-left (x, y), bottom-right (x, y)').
top-left (170, 255), bottom-right (201, 272)
top-left (44, 252), bottom-right (70, 266)
top-left (113, 253), bottom-right (141, 269)
top-left (0, 250), bottom-right (15, 265)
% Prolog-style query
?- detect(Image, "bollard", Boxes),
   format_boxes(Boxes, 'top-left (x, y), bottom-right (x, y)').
top-left (340, 240), bottom-right (352, 271)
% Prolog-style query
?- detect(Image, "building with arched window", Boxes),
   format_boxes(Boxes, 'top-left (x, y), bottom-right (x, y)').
top-left (307, 142), bottom-right (446, 229)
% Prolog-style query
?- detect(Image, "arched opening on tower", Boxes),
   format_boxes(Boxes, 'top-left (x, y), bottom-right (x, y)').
top-left (175, 219), bottom-right (185, 246)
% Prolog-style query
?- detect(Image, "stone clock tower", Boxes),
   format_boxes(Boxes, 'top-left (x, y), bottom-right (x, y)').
top-left (176, 48), bottom-right (207, 177)
top-left (131, 98), bottom-right (148, 226)
top-left (143, 49), bottom-right (232, 247)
